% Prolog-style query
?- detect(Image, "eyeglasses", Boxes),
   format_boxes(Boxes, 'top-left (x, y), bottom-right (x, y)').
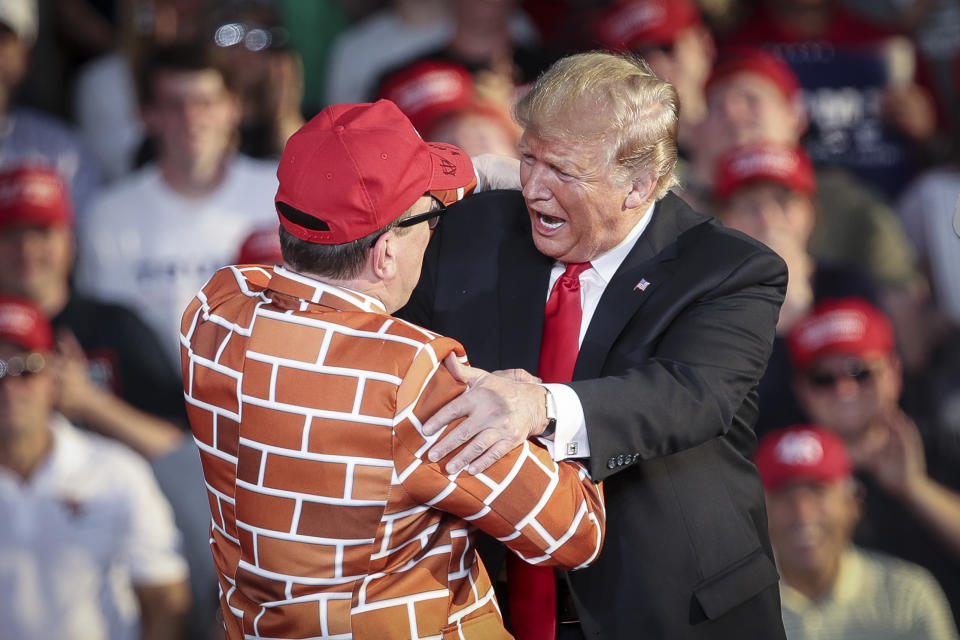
top-left (368, 195), bottom-right (447, 247)
top-left (805, 360), bottom-right (878, 389)
top-left (396, 195), bottom-right (448, 231)
top-left (0, 353), bottom-right (47, 381)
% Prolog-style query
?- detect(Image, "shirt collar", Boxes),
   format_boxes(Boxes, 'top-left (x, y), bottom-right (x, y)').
top-left (565, 201), bottom-right (656, 284)
top-left (266, 265), bottom-right (387, 314)
top-left (0, 415), bottom-right (85, 490)
top-left (778, 546), bottom-right (862, 611)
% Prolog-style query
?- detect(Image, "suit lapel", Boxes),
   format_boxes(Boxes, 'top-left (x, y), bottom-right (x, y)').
top-left (574, 194), bottom-right (700, 379)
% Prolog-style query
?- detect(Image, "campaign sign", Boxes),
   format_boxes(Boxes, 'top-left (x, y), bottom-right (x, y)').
top-left (770, 41), bottom-right (916, 197)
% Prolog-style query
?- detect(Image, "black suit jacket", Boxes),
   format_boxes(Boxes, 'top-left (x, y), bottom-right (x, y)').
top-left (400, 190), bottom-right (789, 639)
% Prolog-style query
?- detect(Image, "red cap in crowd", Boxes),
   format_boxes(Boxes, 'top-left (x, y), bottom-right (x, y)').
top-left (234, 226), bottom-right (283, 266)
top-left (0, 165), bottom-right (73, 231)
top-left (0, 295), bottom-right (54, 353)
top-left (706, 46), bottom-right (801, 101)
top-left (713, 143), bottom-right (815, 202)
top-left (275, 100), bottom-right (475, 244)
top-left (755, 425), bottom-right (852, 491)
top-left (593, 0), bottom-right (701, 51)
top-left (787, 298), bottom-right (895, 371)
top-left (379, 60), bottom-right (475, 136)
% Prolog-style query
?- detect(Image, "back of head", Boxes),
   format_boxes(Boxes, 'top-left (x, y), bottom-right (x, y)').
top-left (514, 51), bottom-right (680, 201)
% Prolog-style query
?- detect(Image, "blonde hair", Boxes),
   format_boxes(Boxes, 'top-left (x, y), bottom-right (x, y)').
top-left (514, 52), bottom-right (680, 201)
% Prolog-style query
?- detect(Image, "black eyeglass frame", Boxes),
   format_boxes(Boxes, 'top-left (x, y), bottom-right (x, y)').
top-left (395, 195), bottom-right (448, 231)
top-left (804, 360), bottom-right (879, 389)
top-left (368, 195), bottom-right (448, 247)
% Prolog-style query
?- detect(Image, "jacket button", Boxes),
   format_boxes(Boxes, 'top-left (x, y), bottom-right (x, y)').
top-left (633, 453), bottom-right (640, 463)
top-left (616, 454), bottom-right (625, 466)
top-left (607, 458), bottom-right (616, 469)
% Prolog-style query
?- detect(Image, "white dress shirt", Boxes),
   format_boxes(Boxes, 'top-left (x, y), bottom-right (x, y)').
top-left (541, 203), bottom-right (656, 461)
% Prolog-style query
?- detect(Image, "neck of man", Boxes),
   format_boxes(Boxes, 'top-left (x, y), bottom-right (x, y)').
top-left (781, 553), bottom-right (842, 601)
top-left (295, 266), bottom-right (395, 314)
top-left (160, 149), bottom-right (230, 198)
top-left (0, 424), bottom-right (53, 483)
top-left (30, 282), bottom-right (70, 319)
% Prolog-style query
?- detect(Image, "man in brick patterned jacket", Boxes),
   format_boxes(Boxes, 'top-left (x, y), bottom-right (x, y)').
top-left (179, 100), bottom-right (606, 640)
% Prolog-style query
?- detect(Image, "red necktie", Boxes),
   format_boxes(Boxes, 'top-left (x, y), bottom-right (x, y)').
top-left (508, 261), bottom-right (591, 640)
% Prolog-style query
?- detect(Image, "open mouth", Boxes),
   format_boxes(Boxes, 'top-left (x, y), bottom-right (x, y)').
top-left (537, 213), bottom-right (565, 230)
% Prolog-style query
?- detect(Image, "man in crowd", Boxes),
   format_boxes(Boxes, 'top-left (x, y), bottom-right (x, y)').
top-left (755, 424), bottom-right (957, 639)
top-left (180, 100), bottom-right (606, 639)
top-left (400, 51), bottom-right (788, 639)
top-left (0, 162), bottom-right (220, 639)
top-left (0, 296), bottom-right (190, 639)
top-left (711, 143), bottom-right (879, 434)
top-left (76, 43), bottom-right (278, 370)
top-left (0, 0), bottom-right (99, 220)
top-left (0, 164), bottom-right (185, 457)
top-left (788, 297), bottom-right (960, 615)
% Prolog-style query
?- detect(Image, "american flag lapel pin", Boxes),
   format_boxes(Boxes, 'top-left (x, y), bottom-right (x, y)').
top-left (634, 278), bottom-right (650, 292)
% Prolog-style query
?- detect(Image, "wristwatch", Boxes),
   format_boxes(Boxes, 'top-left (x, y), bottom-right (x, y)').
top-left (542, 388), bottom-right (558, 438)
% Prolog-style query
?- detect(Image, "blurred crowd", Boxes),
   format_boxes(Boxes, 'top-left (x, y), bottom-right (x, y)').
top-left (1, 0), bottom-right (959, 638)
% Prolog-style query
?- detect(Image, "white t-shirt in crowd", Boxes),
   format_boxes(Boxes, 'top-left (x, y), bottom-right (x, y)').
top-left (0, 416), bottom-right (188, 640)
top-left (898, 168), bottom-right (960, 324)
top-left (76, 155), bottom-right (279, 368)
top-left (74, 53), bottom-right (142, 183)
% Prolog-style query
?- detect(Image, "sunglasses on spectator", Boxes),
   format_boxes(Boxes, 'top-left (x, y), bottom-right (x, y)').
top-left (804, 360), bottom-right (878, 389)
top-left (0, 353), bottom-right (47, 381)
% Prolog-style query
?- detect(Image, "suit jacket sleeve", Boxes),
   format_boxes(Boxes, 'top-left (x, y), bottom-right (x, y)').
top-left (392, 335), bottom-right (605, 569)
top-left (571, 241), bottom-right (787, 483)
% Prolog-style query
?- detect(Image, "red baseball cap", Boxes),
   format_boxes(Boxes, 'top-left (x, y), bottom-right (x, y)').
top-left (275, 100), bottom-right (476, 244)
top-left (714, 143), bottom-right (815, 202)
top-left (0, 165), bottom-right (73, 231)
top-left (706, 46), bottom-right (800, 101)
top-left (234, 226), bottom-right (283, 266)
top-left (379, 60), bottom-right (475, 136)
top-left (593, 0), bottom-right (701, 51)
top-left (0, 295), bottom-right (54, 353)
top-left (755, 425), bottom-right (852, 491)
top-left (787, 298), bottom-right (895, 371)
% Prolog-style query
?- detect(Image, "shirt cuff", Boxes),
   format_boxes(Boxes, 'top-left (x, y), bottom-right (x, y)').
top-left (536, 383), bottom-right (590, 460)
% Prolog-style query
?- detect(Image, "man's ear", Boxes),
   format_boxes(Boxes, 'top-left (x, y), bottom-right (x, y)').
top-left (624, 170), bottom-right (657, 210)
top-left (370, 230), bottom-right (398, 281)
